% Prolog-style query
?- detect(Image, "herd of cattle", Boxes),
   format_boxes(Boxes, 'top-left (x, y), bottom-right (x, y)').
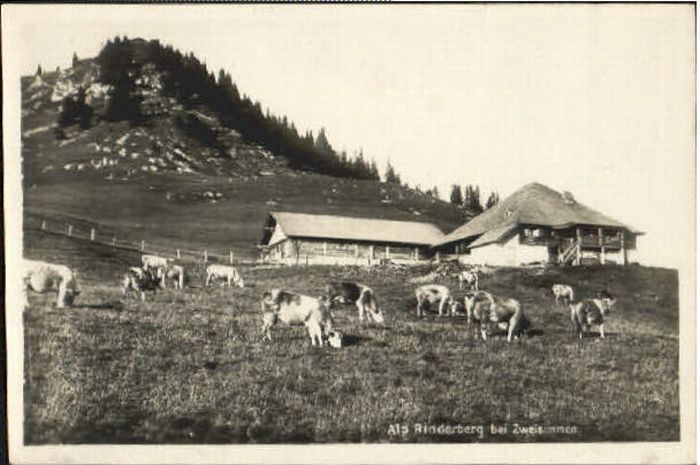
top-left (22, 256), bottom-right (617, 346)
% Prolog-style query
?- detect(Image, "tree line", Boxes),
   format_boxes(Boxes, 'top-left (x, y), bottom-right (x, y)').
top-left (449, 184), bottom-right (499, 213)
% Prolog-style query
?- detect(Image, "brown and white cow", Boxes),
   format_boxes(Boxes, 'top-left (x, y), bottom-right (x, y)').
top-left (457, 269), bottom-right (479, 291)
top-left (122, 266), bottom-right (161, 301)
top-left (24, 259), bottom-right (80, 308)
top-left (570, 290), bottom-right (616, 339)
top-left (415, 284), bottom-right (456, 317)
top-left (325, 281), bottom-right (384, 324)
top-left (552, 284), bottom-right (575, 306)
top-left (464, 290), bottom-right (529, 342)
top-left (260, 289), bottom-right (334, 347)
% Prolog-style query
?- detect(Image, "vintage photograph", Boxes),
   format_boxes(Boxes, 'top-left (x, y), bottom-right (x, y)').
top-left (3, 3), bottom-right (695, 464)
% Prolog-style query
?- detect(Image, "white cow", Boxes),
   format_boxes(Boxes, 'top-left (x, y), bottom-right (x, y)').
top-left (24, 259), bottom-right (80, 308)
top-left (260, 289), bottom-right (334, 347)
top-left (159, 263), bottom-right (185, 289)
top-left (415, 284), bottom-right (456, 317)
top-left (141, 254), bottom-right (171, 269)
top-left (552, 284), bottom-right (575, 306)
top-left (205, 264), bottom-right (244, 288)
top-left (457, 269), bottom-right (479, 290)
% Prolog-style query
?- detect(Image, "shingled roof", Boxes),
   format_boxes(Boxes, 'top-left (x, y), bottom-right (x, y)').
top-left (434, 182), bottom-right (642, 247)
top-left (263, 212), bottom-right (445, 246)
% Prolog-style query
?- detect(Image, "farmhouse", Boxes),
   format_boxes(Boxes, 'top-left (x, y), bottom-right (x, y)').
top-left (432, 182), bottom-right (642, 267)
top-left (258, 211), bottom-right (444, 265)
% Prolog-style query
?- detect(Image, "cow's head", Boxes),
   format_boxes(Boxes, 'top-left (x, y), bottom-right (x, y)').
top-left (367, 306), bottom-right (385, 324)
top-left (463, 291), bottom-right (478, 314)
top-left (63, 276), bottom-right (80, 306)
top-left (327, 330), bottom-right (343, 348)
top-left (235, 276), bottom-right (245, 288)
top-left (464, 292), bottom-right (492, 323)
top-left (361, 292), bottom-right (385, 324)
top-left (598, 290), bottom-right (616, 313)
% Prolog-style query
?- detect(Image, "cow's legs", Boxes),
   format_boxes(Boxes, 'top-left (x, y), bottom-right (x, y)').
top-left (205, 273), bottom-right (211, 287)
top-left (56, 282), bottom-right (67, 308)
top-left (599, 323), bottom-right (605, 339)
top-left (308, 322), bottom-right (323, 347)
top-left (507, 320), bottom-right (515, 342)
top-left (140, 291), bottom-right (146, 301)
top-left (438, 297), bottom-right (447, 317)
top-left (355, 299), bottom-right (365, 321)
top-left (459, 279), bottom-right (463, 290)
top-left (480, 323), bottom-right (488, 341)
top-left (261, 313), bottom-right (276, 342)
top-left (416, 299), bottom-right (422, 318)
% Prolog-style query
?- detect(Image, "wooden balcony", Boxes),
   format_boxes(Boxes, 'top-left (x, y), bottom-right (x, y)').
top-left (580, 236), bottom-right (622, 249)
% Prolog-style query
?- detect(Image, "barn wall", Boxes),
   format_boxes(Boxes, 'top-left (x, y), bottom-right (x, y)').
top-left (261, 237), bottom-right (430, 265)
top-left (457, 234), bottom-right (549, 266)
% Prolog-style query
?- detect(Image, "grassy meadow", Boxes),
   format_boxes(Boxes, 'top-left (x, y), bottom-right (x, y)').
top-left (23, 231), bottom-right (679, 444)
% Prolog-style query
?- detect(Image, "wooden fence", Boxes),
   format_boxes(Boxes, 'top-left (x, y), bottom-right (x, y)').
top-left (25, 213), bottom-right (251, 265)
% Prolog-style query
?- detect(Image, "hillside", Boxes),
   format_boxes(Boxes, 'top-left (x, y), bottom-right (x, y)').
top-left (21, 38), bottom-right (468, 258)
top-left (23, 231), bottom-right (679, 443)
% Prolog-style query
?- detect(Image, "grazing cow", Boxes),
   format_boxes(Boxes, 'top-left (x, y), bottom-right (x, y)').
top-left (415, 284), bottom-right (455, 317)
top-left (24, 259), bottom-right (80, 308)
top-left (205, 264), bottom-right (245, 288)
top-left (122, 266), bottom-right (161, 301)
top-left (260, 289), bottom-right (333, 347)
top-left (552, 284), bottom-right (575, 306)
top-left (464, 290), bottom-right (529, 342)
top-left (141, 254), bottom-right (171, 269)
top-left (159, 263), bottom-right (185, 289)
top-left (325, 282), bottom-right (384, 324)
top-left (570, 290), bottom-right (616, 339)
top-left (457, 269), bottom-right (479, 290)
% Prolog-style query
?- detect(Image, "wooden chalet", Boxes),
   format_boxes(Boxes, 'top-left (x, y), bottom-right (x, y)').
top-left (432, 183), bottom-right (643, 267)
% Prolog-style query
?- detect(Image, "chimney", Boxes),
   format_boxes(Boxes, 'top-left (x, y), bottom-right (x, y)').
top-left (562, 191), bottom-right (575, 205)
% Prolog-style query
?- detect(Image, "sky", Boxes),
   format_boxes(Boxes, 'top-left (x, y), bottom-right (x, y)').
top-left (4, 3), bottom-right (695, 269)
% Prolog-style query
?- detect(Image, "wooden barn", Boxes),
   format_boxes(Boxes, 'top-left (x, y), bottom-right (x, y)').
top-left (432, 182), bottom-right (643, 267)
top-left (258, 212), bottom-right (445, 265)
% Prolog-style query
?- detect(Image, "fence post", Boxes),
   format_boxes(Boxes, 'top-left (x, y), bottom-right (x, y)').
top-left (41, 219), bottom-right (46, 231)
top-left (141, 240), bottom-right (145, 252)
top-left (67, 224), bottom-right (73, 236)
top-left (204, 250), bottom-right (208, 262)
top-left (229, 251), bottom-right (234, 264)
top-left (176, 249), bottom-right (181, 259)
top-left (90, 228), bottom-right (96, 241)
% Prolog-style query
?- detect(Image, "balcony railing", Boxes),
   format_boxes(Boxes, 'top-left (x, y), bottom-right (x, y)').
top-left (580, 236), bottom-right (622, 249)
